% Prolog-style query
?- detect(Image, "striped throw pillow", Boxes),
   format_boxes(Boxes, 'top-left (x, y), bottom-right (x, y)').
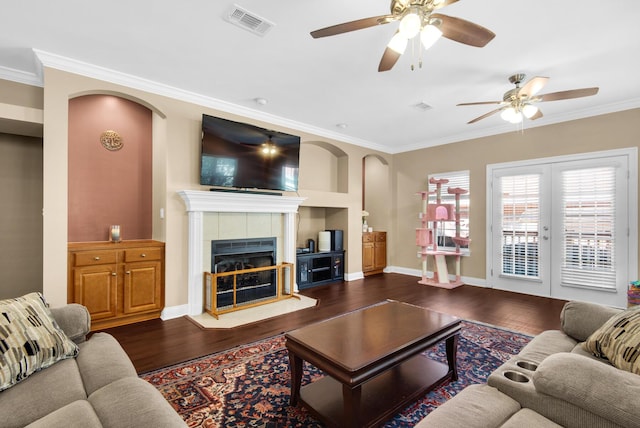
top-left (583, 306), bottom-right (640, 375)
top-left (0, 292), bottom-right (79, 391)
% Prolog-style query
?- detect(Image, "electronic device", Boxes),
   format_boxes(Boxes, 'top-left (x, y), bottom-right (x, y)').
top-left (200, 114), bottom-right (301, 192)
top-left (326, 229), bottom-right (343, 251)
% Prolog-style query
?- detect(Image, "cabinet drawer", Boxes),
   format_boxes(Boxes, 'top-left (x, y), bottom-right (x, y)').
top-left (375, 233), bottom-right (386, 242)
top-left (362, 233), bottom-right (374, 243)
top-left (124, 248), bottom-right (162, 262)
top-left (74, 251), bottom-right (117, 266)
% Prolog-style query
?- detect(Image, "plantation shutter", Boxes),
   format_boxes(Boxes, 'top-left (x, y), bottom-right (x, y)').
top-left (561, 166), bottom-right (617, 290)
top-left (500, 174), bottom-right (540, 278)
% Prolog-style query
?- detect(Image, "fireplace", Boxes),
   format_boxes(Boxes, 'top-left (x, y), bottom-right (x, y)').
top-left (178, 190), bottom-right (305, 316)
top-left (211, 237), bottom-right (277, 309)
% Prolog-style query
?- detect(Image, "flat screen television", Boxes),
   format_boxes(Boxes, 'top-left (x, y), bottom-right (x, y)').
top-left (200, 114), bottom-right (300, 192)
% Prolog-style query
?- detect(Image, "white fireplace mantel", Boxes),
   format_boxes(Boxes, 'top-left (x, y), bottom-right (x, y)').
top-left (178, 190), bottom-right (306, 315)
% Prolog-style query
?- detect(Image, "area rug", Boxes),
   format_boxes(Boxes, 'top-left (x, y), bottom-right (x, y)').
top-left (188, 295), bottom-right (318, 329)
top-left (142, 320), bottom-right (531, 427)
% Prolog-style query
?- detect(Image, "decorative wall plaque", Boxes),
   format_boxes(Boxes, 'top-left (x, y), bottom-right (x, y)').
top-left (100, 130), bottom-right (123, 151)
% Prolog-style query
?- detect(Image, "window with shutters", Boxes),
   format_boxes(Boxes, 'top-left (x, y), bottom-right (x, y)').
top-left (500, 174), bottom-right (540, 278)
top-left (561, 166), bottom-right (616, 290)
top-left (427, 170), bottom-right (470, 253)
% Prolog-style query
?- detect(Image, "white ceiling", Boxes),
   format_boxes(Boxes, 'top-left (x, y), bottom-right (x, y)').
top-left (2, 0), bottom-right (639, 153)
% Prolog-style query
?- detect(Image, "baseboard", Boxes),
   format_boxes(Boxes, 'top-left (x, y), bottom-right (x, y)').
top-left (161, 304), bottom-right (189, 320)
top-left (384, 265), bottom-right (488, 288)
top-left (161, 271), bottom-right (488, 320)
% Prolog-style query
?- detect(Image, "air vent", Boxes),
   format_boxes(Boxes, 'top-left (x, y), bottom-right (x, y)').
top-left (413, 102), bottom-right (433, 111)
top-left (225, 5), bottom-right (275, 36)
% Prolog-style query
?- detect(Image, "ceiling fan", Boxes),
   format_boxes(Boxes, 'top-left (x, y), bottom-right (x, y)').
top-left (310, 0), bottom-right (495, 72)
top-left (457, 74), bottom-right (600, 124)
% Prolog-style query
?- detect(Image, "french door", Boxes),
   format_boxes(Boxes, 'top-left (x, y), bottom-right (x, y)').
top-left (488, 150), bottom-right (636, 307)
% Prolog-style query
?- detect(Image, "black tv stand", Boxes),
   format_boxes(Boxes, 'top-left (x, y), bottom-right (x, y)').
top-left (209, 188), bottom-right (282, 196)
top-left (296, 250), bottom-right (345, 290)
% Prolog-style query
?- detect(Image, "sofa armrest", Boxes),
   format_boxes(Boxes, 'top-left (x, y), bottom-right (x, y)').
top-left (533, 352), bottom-right (640, 428)
top-left (50, 304), bottom-right (91, 344)
top-left (560, 301), bottom-right (622, 341)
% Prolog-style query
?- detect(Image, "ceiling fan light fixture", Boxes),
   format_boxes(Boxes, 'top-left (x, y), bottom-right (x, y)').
top-left (399, 12), bottom-right (421, 39)
top-left (522, 104), bottom-right (539, 119)
top-left (420, 24), bottom-right (442, 50)
top-left (388, 32), bottom-right (409, 54)
top-left (500, 107), bottom-right (517, 122)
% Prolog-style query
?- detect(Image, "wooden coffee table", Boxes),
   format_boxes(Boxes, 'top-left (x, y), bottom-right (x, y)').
top-left (285, 300), bottom-right (460, 427)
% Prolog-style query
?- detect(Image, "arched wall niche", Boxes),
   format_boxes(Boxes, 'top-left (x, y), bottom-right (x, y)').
top-left (67, 93), bottom-right (157, 242)
top-left (299, 140), bottom-right (348, 193)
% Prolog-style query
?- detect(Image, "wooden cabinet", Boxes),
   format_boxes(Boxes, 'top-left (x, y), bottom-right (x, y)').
top-left (68, 240), bottom-right (165, 330)
top-left (363, 231), bottom-right (386, 276)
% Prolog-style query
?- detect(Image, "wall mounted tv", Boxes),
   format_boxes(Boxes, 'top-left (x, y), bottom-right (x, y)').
top-left (200, 114), bottom-right (300, 192)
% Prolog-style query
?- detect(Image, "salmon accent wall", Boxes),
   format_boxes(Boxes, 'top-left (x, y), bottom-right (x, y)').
top-left (68, 95), bottom-right (152, 242)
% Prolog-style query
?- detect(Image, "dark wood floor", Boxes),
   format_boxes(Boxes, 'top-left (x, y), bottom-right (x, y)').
top-left (102, 273), bottom-right (568, 373)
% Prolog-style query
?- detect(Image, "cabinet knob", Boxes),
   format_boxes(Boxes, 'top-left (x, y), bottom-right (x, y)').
top-left (94, 256), bottom-right (101, 261)
top-left (111, 272), bottom-right (117, 276)
top-left (140, 253), bottom-right (146, 257)
top-left (126, 271), bottom-right (131, 275)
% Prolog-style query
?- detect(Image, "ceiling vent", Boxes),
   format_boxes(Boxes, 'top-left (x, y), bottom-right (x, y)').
top-left (225, 5), bottom-right (275, 36)
top-left (413, 101), bottom-right (433, 111)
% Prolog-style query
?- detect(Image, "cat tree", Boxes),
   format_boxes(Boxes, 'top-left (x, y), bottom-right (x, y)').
top-left (416, 177), bottom-right (470, 289)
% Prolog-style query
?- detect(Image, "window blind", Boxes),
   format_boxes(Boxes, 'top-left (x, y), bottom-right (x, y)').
top-left (500, 174), bottom-right (540, 278)
top-left (561, 166), bottom-right (616, 290)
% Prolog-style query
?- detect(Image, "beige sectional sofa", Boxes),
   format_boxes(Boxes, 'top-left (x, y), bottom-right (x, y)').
top-left (0, 295), bottom-right (186, 428)
top-left (418, 301), bottom-right (640, 428)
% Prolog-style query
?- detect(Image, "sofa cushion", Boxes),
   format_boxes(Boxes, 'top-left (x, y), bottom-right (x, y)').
top-left (75, 332), bottom-right (137, 395)
top-left (89, 377), bottom-right (187, 427)
top-left (0, 358), bottom-right (87, 428)
top-left (501, 408), bottom-right (563, 428)
top-left (24, 400), bottom-right (102, 428)
top-left (582, 306), bottom-right (640, 374)
top-left (533, 352), bottom-right (640, 428)
top-left (561, 300), bottom-right (622, 342)
top-left (414, 384), bottom-right (521, 428)
top-left (516, 330), bottom-right (577, 363)
top-left (0, 292), bottom-right (79, 392)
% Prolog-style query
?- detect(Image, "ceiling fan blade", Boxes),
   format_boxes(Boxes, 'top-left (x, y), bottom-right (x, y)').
top-left (538, 87), bottom-right (599, 102)
top-left (457, 101), bottom-right (502, 106)
top-left (432, 13), bottom-right (495, 47)
top-left (378, 45), bottom-right (402, 72)
top-left (518, 76), bottom-right (549, 98)
top-left (310, 15), bottom-right (394, 38)
top-left (528, 109), bottom-right (544, 120)
top-left (467, 107), bottom-right (504, 124)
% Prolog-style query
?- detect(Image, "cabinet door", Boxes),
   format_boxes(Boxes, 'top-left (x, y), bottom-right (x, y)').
top-left (374, 242), bottom-right (386, 270)
top-left (332, 253), bottom-right (344, 280)
top-left (362, 242), bottom-right (375, 272)
top-left (123, 260), bottom-right (163, 314)
top-left (74, 265), bottom-right (117, 320)
top-left (297, 257), bottom-right (312, 287)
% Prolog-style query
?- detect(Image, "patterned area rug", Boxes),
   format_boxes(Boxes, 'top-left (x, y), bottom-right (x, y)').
top-left (142, 320), bottom-right (531, 427)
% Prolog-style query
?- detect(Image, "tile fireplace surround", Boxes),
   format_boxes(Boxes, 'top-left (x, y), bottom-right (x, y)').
top-left (178, 190), bottom-right (306, 316)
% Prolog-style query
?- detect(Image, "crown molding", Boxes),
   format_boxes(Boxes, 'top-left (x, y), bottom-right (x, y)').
top-left (0, 64), bottom-right (43, 87)
top-left (33, 49), bottom-right (390, 153)
top-left (27, 50), bottom-right (640, 155)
